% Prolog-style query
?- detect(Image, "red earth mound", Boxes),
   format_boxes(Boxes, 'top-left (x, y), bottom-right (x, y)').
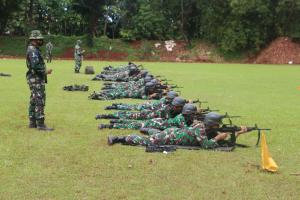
top-left (254, 37), bottom-right (300, 64)
top-left (60, 48), bottom-right (74, 59)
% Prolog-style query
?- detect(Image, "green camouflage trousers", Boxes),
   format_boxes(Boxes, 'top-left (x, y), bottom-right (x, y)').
top-left (74, 56), bottom-right (82, 72)
top-left (114, 103), bottom-right (139, 110)
top-left (112, 114), bottom-right (185, 130)
top-left (113, 106), bottom-right (169, 120)
top-left (46, 50), bottom-right (52, 63)
top-left (114, 99), bottom-right (165, 111)
top-left (125, 127), bottom-right (219, 149)
top-left (27, 75), bottom-right (46, 120)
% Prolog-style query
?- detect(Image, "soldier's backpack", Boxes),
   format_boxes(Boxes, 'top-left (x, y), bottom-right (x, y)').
top-left (85, 66), bottom-right (95, 74)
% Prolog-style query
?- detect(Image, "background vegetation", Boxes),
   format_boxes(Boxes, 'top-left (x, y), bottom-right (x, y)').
top-left (1, 0), bottom-right (300, 54)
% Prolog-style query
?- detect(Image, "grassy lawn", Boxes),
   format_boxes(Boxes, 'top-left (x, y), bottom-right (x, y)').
top-left (0, 59), bottom-right (300, 199)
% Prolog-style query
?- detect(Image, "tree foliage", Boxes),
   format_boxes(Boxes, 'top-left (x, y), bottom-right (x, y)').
top-left (2, 0), bottom-right (300, 53)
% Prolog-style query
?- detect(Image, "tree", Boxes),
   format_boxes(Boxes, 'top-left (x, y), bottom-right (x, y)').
top-left (0, 0), bottom-right (23, 33)
top-left (72, 0), bottom-right (106, 46)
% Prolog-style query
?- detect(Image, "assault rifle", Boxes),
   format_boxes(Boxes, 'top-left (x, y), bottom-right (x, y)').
top-left (207, 124), bottom-right (271, 147)
top-left (169, 85), bottom-right (183, 89)
top-left (160, 78), bottom-right (172, 82)
top-left (144, 144), bottom-right (235, 152)
top-left (145, 144), bottom-right (177, 153)
top-left (194, 107), bottom-right (221, 121)
top-left (187, 99), bottom-right (208, 104)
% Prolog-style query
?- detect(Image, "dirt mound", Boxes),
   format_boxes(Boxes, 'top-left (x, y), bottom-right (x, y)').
top-left (61, 48), bottom-right (74, 59)
top-left (254, 37), bottom-right (300, 64)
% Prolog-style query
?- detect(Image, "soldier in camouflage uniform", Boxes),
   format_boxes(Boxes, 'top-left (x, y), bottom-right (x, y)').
top-left (101, 73), bottom-right (149, 92)
top-left (101, 62), bottom-right (140, 75)
top-left (74, 40), bottom-right (85, 73)
top-left (26, 30), bottom-right (53, 131)
top-left (45, 41), bottom-right (53, 63)
top-left (97, 96), bottom-right (185, 121)
top-left (101, 71), bottom-right (149, 91)
top-left (107, 125), bottom-right (218, 149)
top-left (97, 97), bottom-right (187, 130)
top-left (105, 90), bottom-right (178, 111)
top-left (107, 112), bottom-right (249, 149)
top-left (89, 82), bottom-right (164, 100)
top-left (94, 65), bottom-right (141, 81)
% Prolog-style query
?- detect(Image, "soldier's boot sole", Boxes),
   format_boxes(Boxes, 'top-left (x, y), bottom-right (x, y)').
top-left (37, 126), bottom-right (54, 131)
top-left (107, 136), bottom-right (115, 145)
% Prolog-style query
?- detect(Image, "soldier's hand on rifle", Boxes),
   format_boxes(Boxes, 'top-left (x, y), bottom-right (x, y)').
top-left (214, 132), bottom-right (230, 141)
top-left (149, 93), bottom-right (158, 99)
top-left (47, 69), bottom-right (53, 74)
top-left (236, 126), bottom-right (248, 137)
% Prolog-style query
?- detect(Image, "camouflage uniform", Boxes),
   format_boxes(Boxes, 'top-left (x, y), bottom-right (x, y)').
top-left (113, 97), bottom-right (167, 111)
top-left (104, 78), bottom-right (145, 91)
top-left (89, 87), bottom-right (148, 100)
top-left (93, 66), bottom-right (142, 82)
top-left (111, 104), bottom-right (173, 120)
top-left (101, 62), bottom-right (136, 75)
top-left (111, 113), bottom-right (187, 130)
top-left (124, 126), bottom-right (219, 149)
top-left (26, 43), bottom-right (47, 124)
top-left (74, 40), bottom-right (84, 73)
top-left (45, 41), bottom-right (53, 63)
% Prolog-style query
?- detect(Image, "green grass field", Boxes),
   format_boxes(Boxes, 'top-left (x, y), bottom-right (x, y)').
top-left (0, 59), bottom-right (300, 199)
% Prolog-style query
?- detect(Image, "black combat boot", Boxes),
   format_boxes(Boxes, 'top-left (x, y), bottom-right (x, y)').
top-left (110, 119), bottom-right (120, 124)
top-left (37, 119), bottom-right (54, 131)
top-left (140, 128), bottom-right (150, 134)
top-left (98, 124), bottom-right (113, 129)
top-left (107, 136), bottom-right (126, 145)
top-left (95, 114), bottom-right (119, 120)
top-left (28, 117), bottom-right (37, 128)
top-left (105, 104), bottom-right (118, 110)
top-left (105, 106), bottom-right (114, 110)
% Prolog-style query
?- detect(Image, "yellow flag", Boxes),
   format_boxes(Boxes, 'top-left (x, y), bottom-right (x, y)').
top-left (261, 132), bottom-right (278, 172)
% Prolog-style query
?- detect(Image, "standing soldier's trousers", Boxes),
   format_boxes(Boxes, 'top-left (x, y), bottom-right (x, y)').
top-left (27, 75), bottom-right (46, 122)
top-left (46, 51), bottom-right (52, 63)
top-left (74, 57), bottom-right (82, 72)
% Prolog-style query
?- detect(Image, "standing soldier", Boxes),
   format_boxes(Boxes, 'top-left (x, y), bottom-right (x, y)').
top-left (26, 30), bottom-right (54, 131)
top-left (45, 41), bottom-right (53, 63)
top-left (74, 40), bottom-right (85, 73)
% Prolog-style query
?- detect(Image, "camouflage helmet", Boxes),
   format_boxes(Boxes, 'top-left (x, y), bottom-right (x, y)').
top-left (182, 103), bottom-right (197, 115)
top-left (76, 40), bottom-right (82, 45)
top-left (29, 30), bottom-right (44, 40)
top-left (166, 91), bottom-right (178, 100)
top-left (151, 79), bottom-right (159, 85)
top-left (140, 70), bottom-right (148, 77)
top-left (144, 76), bottom-right (153, 83)
top-left (145, 82), bottom-right (155, 89)
top-left (171, 97), bottom-right (186, 107)
top-left (204, 112), bottom-right (223, 127)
